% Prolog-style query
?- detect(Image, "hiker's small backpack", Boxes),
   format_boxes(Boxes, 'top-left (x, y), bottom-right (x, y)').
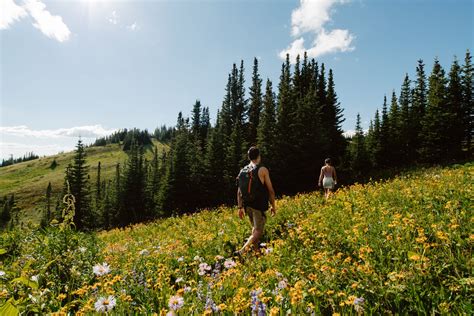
top-left (237, 164), bottom-right (262, 203)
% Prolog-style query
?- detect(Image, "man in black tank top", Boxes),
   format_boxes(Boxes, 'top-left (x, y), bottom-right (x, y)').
top-left (236, 147), bottom-right (276, 255)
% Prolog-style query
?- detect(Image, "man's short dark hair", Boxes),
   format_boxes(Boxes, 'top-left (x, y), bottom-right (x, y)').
top-left (325, 158), bottom-right (332, 165)
top-left (248, 146), bottom-right (260, 161)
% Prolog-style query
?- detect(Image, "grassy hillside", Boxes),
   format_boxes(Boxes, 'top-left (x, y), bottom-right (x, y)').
top-left (0, 162), bottom-right (472, 315)
top-left (0, 139), bottom-right (167, 223)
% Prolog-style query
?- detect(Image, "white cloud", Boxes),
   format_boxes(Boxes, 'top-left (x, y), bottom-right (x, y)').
top-left (0, 125), bottom-right (118, 139)
top-left (127, 22), bottom-right (139, 31)
top-left (1, 0), bottom-right (71, 42)
top-left (0, 125), bottom-right (118, 160)
top-left (343, 129), bottom-right (368, 138)
top-left (108, 10), bottom-right (119, 25)
top-left (0, 0), bottom-right (27, 30)
top-left (0, 141), bottom-right (71, 160)
top-left (280, 0), bottom-right (355, 62)
top-left (23, 0), bottom-right (71, 42)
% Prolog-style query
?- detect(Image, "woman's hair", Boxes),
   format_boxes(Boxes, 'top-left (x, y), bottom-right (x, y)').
top-left (325, 158), bottom-right (332, 165)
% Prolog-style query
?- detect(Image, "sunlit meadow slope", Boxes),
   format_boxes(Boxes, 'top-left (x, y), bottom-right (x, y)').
top-left (0, 139), bottom-right (166, 223)
top-left (0, 162), bottom-right (472, 315)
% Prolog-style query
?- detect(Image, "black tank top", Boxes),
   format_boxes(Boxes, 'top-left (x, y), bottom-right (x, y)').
top-left (244, 165), bottom-right (269, 212)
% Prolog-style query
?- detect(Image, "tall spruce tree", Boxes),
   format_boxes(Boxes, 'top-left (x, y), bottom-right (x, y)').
top-left (65, 139), bottom-right (91, 230)
top-left (325, 69), bottom-right (346, 162)
top-left (399, 74), bottom-right (412, 163)
top-left (462, 50), bottom-right (473, 156)
top-left (257, 79), bottom-right (277, 169)
top-left (379, 96), bottom-right (391, 167)
top-left (419, 58), bottom-right (449, 162)
top-left (275, 54), bottom-right (296, 193)
top-left (248, 57), bottom-right (263, 146)
top-left (350, 113), bottom-right (368, 181)
top-left (412, 59), bottom-right (428, 162)
top-left (388, 90), bottom-right (401, 165)
top-left (446, 57), bottom-right (464, 159)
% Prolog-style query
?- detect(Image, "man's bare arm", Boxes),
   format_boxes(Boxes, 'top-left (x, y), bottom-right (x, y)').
top-left (237, 187), bottom-right (243, 208)
top-left (262, 168), bottom-right (276, 211)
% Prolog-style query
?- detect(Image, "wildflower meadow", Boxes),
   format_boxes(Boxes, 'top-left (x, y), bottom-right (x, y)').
top-left (0, 163), bottom-right (472, 315)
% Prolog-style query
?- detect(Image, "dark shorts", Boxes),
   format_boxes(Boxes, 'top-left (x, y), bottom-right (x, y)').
top-left (246, 206), bottom-right (266, 232)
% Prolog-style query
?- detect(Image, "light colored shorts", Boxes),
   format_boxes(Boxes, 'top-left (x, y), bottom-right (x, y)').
top-left (323, 176), bottom-right (335, 189)
top-left (246, 206), bottom-right (266, 232)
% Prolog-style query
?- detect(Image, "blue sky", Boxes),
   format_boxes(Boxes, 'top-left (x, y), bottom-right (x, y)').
top-left (1, 0), bottom-right (473, 159)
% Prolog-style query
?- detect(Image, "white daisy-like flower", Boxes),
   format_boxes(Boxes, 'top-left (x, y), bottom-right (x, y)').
top-left (224, 259), bottom-right (236, 269)
top-left (260, 243), bottom-right (267, 247)
top-left (93, 263), bottom-right (111, 276)
top-left (193, 255), bottom-right (202, 262)
top-left (94, 295), bottom-right (116, 313)
top-left (175, 277), bottom-right (184, 283)
top-left (0, 271), bottom-right (6, 277)
top-left (78, 246), bottom-right (87, 253)
top-left (30, 275), bottom-right (39, 282)
top-left (168, 295), bottom-right (184, 311)
top-left (278, 279), bottom-right (288, 289)
top-left (139, 249), bottom-right (149, 256)
top-left (177, 256), bottom-right (184, 262)
top-left (199, 263), bottom-right (211, 271)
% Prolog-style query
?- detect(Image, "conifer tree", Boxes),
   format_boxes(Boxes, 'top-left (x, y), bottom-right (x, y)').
top-left (412, 59), bottom-right (428, 161)
top-left (65, 139), bottom-right (91, 230)
top-left (419, 58), bottom-right (449, 162)
top-left (399, 74), bottom-right (412, 163)
top-left (350, 113), bottom-right (368, 180)
top-left (462, 50), bottom-right (473, 156)
top-left (248, 57), bottom-right (263, 146)
top-left (325, 69), bottom-right (346, 162)
top-left (379, 96), bottom-right (391, 166)
top-left (275, 54), bottom-right (295, 193)
top-left (257, 79), bottom-right (277, 168)
top-left (446, 57), bottom-right (464, 159)
top-left (388, 90), bottom-right (401, 165)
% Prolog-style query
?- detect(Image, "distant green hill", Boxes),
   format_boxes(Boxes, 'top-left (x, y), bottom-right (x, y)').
top-left (0, 139), bottom-right (167, 224)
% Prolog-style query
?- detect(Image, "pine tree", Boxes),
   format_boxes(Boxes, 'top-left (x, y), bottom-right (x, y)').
top-left (204, 115), bottom-right (228, 205)
top-left (257, 79), bottom-right (277, 168)
top-left (446, 57), bottom-right (464, 159)
top-left (248, 57), bottom-right (263, 146)
top-left (65, 139), bottom-right (91, 230)
top-left (325, 69), bottom-right (346, 162)
top-left (275, 54), bottom-right (296, 193)
top-left (379, 96), bottom-right (391, 167)
top-left (388, 90), bottom-right (401, 165)
top-left (200, 107), bottom-right (211, 149)
top-left (350, 113), bottom-right (368, 180)
top-left (461, 50), bottom-right (473, 156)
top-left (419, 58), bottom-right (449, 162)
top-left (121, 140), bottom-right (147, 225)
top-left (399, 74), bottom-right (412, 163)
top-left (412, 59), bottom-right (428, 162)
top-left (159, 112), bottom-right (193, 213)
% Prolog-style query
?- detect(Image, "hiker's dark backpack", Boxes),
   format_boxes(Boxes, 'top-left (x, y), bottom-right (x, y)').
top-left (237, 163), bottom-right (262, 204)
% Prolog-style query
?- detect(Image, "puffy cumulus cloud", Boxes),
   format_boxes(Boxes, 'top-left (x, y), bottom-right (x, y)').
top-left (0, 0), bottom-right (27, 30)
top-left (23, 0), bottom-right (71, 42)
top-left (0, 0), bottom-right (70, 42)
top-left (280, 0), bottom-right (355, 62)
